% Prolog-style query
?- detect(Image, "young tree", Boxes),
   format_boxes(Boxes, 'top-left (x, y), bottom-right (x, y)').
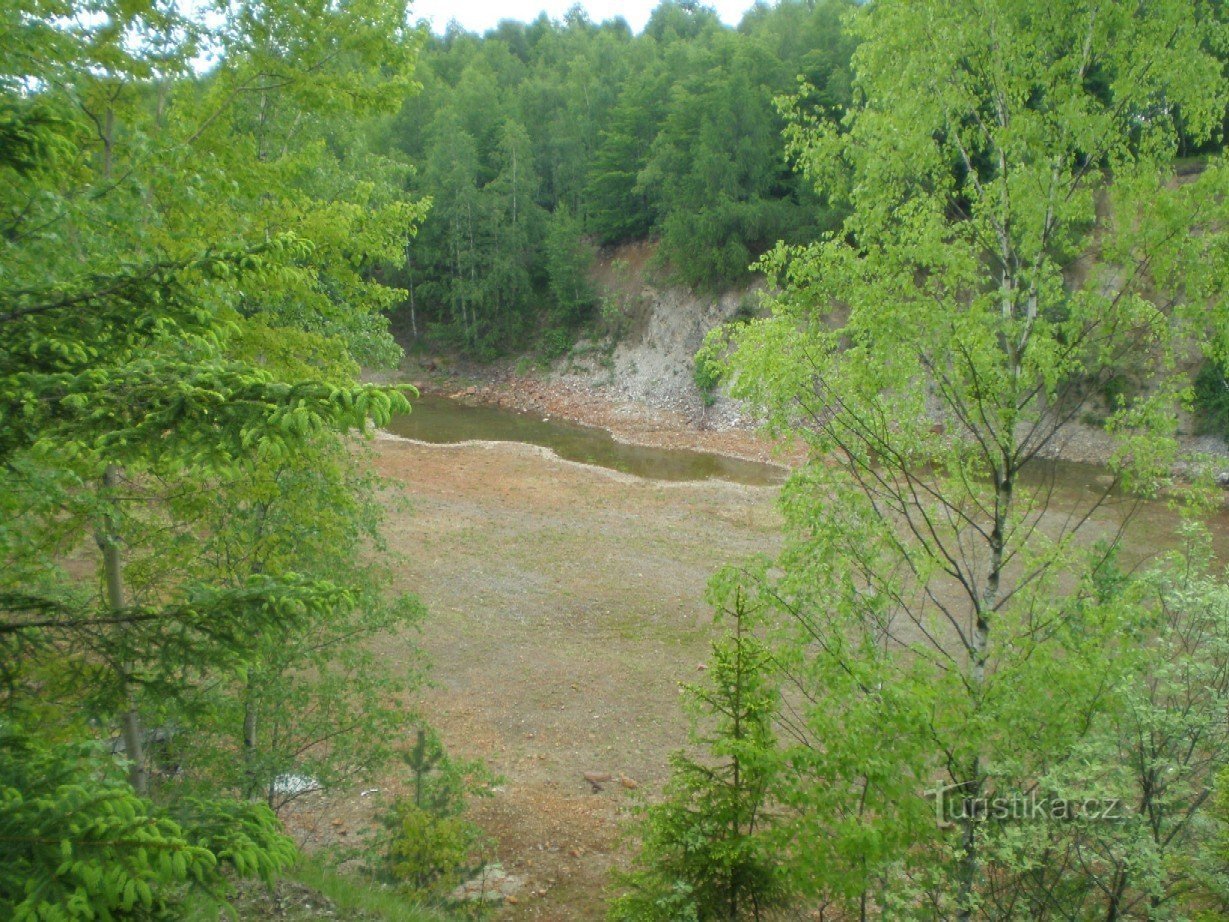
top-left (416, 108), bottom-right (485, 349)
top-left (544, 205), bottom-right (596, 326)
top-left (712, 0), bottom-right (1229, 916)
top-left (484, 118), bottom-right (546, 337)
top-left (153, 438), bottom-right (427, 812)
top-left (611, 586), bottom-right (789, 922)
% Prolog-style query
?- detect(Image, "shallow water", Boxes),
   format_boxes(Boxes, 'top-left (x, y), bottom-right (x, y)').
top-left (385, 394), bottom-right (786, 486)
top-left (386, 395), bottom-right (1229, 565)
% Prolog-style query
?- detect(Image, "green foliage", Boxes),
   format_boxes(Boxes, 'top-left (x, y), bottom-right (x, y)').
top-left (692, 350), bottom-right (723, 408)
top-left (388, 1), bottom-right (856, 353)
top-left (385, 805), bottom-right (481, 898)
top-left (639, 24), bottom-right (848, 290)
top-left (288, 858), bottom-right (450, 922)
top-left (1, 3), bottom-right (435, 920)
top-left (1193, 359), bottom-right (1229, 440)
top-left (540, 327), bottom-right (574, 363)
top-left (1193, 767), bottom-right (1229, 917)
top-left (715, 0), bottom-right (1229, 915)
top-left (381, 729), bottom-right (493, 898)
top-left (611, 588), bottom-right (790, 921)
top-left (545, 207), bottom-right (597, 326)
top-left (0, 725), bottom-right (294, 920)
top-left (141, 438), bottom-right (428, 811)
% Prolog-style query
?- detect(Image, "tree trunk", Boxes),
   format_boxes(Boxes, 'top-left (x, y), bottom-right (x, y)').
top-left (405, 244), bottom-right (418, 340)
top-left (101, 106), bottom-right (114, 180)
top-left (243, 679), bottom-right (259, 800)
top-left (956, 441), bottom-right (1014, 919)
top-left (97, 465), bottom-right (147, 795)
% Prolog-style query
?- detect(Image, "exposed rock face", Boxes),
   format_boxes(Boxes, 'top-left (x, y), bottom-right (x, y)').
top-left (551, 241), bottom-right (760, 428)
top-left (399, 240), bottom-right (1229, 476)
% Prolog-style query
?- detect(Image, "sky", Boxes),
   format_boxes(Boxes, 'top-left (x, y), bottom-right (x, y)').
top-left (407, 0), bottom-right (759, 35)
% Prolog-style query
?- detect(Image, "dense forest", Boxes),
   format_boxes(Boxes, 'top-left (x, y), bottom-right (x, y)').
top-left (383, 0), bottom-right (855, 357)
top-left (383, 0), bottom-right (1229, 362)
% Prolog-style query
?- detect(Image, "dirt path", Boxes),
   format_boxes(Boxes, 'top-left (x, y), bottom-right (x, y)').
top-left (289, 436), bottom-right (784, 920)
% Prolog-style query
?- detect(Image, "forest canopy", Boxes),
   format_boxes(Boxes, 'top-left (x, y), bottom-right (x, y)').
top-left (384, 0), bottom-right (857, 358)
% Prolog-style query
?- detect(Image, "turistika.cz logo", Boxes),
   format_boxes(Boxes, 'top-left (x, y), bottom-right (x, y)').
top-left (925, 782), bottom-right (1126, 828)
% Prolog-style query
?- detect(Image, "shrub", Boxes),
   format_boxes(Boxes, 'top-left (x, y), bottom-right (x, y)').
top-left (384, 803), bottom-right (480, 895)
top-left (0, 724), bottom-right (295, 920)
top-left (380, 729), bottom-right (493, 899)
top-left (540, 327), bottom-right (572, 363)
top-left (1193, 359), bottom-right (1229, 440)
top-left (693, 352), bottom-right (722, 407)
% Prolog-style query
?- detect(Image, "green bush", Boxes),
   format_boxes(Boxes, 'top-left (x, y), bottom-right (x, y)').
top-left (540, 327), bottom-right (573, 363)
top-left (0, 725), bottom-right (295, 920)
top-left (384, 803), bottom-right (480, 896)
top-left (380, 729), bottom-right (493, 899)
top-left (693, 354), bottom-right (722, 408)
top-left (1193, 359), bottom-right (1229, 440)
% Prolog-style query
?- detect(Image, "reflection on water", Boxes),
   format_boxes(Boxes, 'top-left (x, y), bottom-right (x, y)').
top-left (384, 394), bottom-right (786, 486)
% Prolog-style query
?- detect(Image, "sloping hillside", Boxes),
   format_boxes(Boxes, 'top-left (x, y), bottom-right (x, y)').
top-left (558, 241), bottom-right (1223, 459)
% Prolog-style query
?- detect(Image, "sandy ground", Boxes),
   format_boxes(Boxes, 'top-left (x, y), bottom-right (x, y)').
top-left (285, 436), bottom-right (784, 920)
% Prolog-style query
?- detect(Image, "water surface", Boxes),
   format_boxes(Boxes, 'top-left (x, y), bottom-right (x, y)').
top-left (386, 394), bottom-right (786, 486)
top-left (386, 395), bottom-right (1229, 564)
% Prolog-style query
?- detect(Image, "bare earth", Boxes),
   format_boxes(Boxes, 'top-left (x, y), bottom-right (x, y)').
top-left (287, 435), bottom-right (784, 920)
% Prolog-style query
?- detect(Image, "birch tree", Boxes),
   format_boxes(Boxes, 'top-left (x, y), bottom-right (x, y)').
top-left (711, 0), bottom-right (1229, 916)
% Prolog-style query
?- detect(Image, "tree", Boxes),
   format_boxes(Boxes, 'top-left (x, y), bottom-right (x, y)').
top-left (712, 0), bottom-right (1229, 916)
top-left (1, 1), bottom-right (426, 915)
top-left (611, 586), bottom-right (789, 922)
top-left (586, 62), bottom-right (667, 244)
top-left (643, 31), bottom-right (808, 289)
top-left (544, 205), bottom-right (596, 326)
top-left (981, 535), bottom-right (1229, 920)
top-left (154, 438), bottom-right (427, 812)
top-left (380, 727), bottom-right (494, 898)
top-left (387, 2), bottom-right (859, 351)
top-left (483, 117), bottom-right (546, 338)
top-left (415, 107), bottom-right (485, 350)
top-left (0, 725), bottom-right (296, 920)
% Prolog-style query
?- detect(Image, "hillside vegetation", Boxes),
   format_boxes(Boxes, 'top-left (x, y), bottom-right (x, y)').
top-left (382, 0), bottom-right (856, 357)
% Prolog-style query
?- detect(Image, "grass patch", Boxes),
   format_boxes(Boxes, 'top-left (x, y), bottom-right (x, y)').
top-left (180, 859), bottom-right (456, 921)
top-left (289, 859), bottom-right (452, 921)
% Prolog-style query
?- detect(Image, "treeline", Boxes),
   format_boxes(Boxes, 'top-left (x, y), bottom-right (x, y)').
top-left (383, 0), bottom-right (856, 358)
